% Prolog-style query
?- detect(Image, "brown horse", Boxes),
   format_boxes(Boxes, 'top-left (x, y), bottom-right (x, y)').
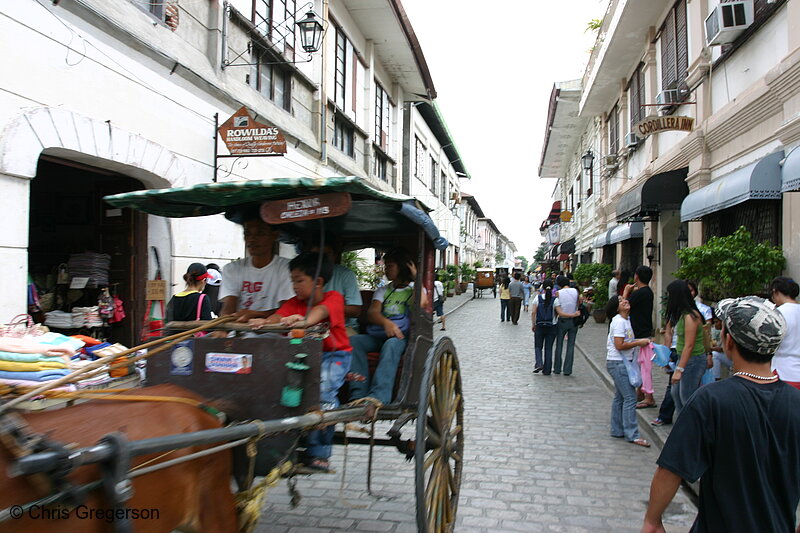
top-left (0, 384), bottom-right (238, 533)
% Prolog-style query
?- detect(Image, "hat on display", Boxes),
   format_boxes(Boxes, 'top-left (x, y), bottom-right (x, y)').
top-left (186, 263), bottom-right (212, 281)
top-left (715, 296), bottom-right (786, 356)
top-left (206, 268), bottom-right (222, 286)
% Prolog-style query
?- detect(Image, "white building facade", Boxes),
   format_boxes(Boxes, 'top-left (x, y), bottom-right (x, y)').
top-left (0, 0), bottom-right (438, 344)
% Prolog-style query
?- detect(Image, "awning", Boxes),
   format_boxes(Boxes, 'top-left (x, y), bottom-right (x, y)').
top-left (782, 147), bottom-right (800, 192)
top-left (558, 238), bottom-right (576, 254)
top-left (608, 222), bottom-right (644, 245)
top-left (681, 151), bottom-right (784, 221)
top-left (547, 201), bottom-right (562, 223)
top-left (616, 168), bottom-right (689, 222)
top-left (557, 253), bottom-right (570, 261)
top-left (592, 229), bottom-right (613, 248)
top-left (548, 244), bottom-right (560, 259)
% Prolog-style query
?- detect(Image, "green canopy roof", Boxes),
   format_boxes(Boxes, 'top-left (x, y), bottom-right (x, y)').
top-left (103, 176), bottom-right (449, 250)
top-left (103, 176), bottom-right (420, 218)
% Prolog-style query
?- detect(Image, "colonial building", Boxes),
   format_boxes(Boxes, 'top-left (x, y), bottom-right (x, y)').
top-left (0, 0), bottom-right (441, 343)
top-left (407, 102), bottom-right (468, 268)
top-left (539, 0), bottom-right (800, 318)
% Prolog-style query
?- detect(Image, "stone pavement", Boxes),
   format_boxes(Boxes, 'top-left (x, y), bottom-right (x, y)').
top-left (256, 296), bottom-right (696, 532)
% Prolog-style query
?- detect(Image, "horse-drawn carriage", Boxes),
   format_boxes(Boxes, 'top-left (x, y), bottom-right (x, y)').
top-left (472, 268), bottom-right (496, 298)
top-left (0, 177), bottom-right (463, 533)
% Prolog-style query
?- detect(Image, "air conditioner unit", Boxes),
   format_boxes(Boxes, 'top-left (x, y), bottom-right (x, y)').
top-left (625, 132), bottom-right (640, 150)
top-left (656, 89), bottom-right (681, 113)
top-left (705, 0), bottom-right (753, 46)
top-left (602, 154), bottom-right (618, 169)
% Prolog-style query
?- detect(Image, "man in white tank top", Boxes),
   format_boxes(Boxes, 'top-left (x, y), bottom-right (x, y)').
top-left (553, 275), bottom-right (582, 375)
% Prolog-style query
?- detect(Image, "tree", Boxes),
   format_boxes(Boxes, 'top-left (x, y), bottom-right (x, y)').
top-left (533, 243), bottom-right (549, 263)
top-left (674, 226), bottom-right (785, 301)
top-left (515, 256), bottom-right (529, 272)
top-left (495, 252), bottom-right (505, 266)
top-left (573, 263), bottom-right (613, 307)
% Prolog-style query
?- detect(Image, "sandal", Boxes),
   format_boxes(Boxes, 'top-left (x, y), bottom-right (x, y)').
top-left (630, 438), bottom-right (651, 448)
top-left (305, 458), bottom-right (331, 472)
top-left (636, 402), bottom-right (657, 409)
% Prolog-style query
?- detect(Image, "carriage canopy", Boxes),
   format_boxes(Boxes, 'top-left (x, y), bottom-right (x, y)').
top-left (104, 176), bottom-right (448, 250)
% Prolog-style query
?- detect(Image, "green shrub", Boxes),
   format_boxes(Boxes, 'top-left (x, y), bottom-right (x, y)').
top-left (572, 263), bottom-right (613, 307)
top-left (674, 226), bottom-right (785, 300)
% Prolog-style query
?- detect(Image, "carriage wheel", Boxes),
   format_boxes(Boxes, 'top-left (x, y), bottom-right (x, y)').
top-left (415, 337), bottom-right (464, 533)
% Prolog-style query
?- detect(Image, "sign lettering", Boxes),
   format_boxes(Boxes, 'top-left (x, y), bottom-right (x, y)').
top-left (261, 192), bottom-right (352, 224)
top-left (636, 115), bottom-right (695, 137)
top-left (218, 106), bottom-right (287, 156)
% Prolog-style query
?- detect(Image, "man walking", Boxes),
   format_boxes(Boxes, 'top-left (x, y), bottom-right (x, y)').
top-left (508, 272), bottom-right (524, 325)
top-left (624, 266), bottom-right (656, 408)
top-left (642, 296), bottom-right (800, 533)
top-left (608, 270), bottom-right (621, 300)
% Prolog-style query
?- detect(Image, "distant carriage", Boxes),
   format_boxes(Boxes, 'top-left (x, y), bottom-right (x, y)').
top-left (473, 268), bottom-right (496, 298)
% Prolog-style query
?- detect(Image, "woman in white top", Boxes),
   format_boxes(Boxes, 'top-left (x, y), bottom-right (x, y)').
top-left (554, 275), bottom-right (582, 375)
top-left (770, 276), bottom-right (800, 389)
top-left (605, 295), bottom-right (651, 447)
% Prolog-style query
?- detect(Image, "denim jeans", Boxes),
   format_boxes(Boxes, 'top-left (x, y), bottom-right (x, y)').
top-left (534, 324), bottom-right (557, 374)
top-left (306, 350), bottom-right (352, 459)
top-left (500, 299), bottom-right (511, 321)
top-left (348, 334), bottom-right (408, 404)
top-left (671, 354), bottom-right (707, 417)
top-left (554, 317), bottom-right (578, 374)
top-left (607, 359), bottom-right (640, 441)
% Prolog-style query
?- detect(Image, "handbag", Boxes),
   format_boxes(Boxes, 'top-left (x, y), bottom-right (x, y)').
top-left (194, 293), bottom-right (207, 338)
top-left (366, 313), bottom-right (410, 340)
top-left (622, 353), bottom-right (642, 388)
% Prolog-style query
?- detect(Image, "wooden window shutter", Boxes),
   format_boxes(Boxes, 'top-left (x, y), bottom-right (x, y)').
top-left (661, 9), bottom-right (677, 90)
top-left (675, 0), bottom-right (688, 84)
top-left (351, 50), bottom-right (357, 113)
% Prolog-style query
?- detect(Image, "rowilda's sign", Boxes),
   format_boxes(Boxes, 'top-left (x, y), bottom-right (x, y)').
top-left (218, 106), bottom-right (287, 156)
top-left (260, 192), bottom-right (352, 224)
top-left (635, 115), bottom-right (695, 138)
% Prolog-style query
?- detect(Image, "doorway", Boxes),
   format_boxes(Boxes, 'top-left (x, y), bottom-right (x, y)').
top-left (28, 156), bottom-right (148, 347)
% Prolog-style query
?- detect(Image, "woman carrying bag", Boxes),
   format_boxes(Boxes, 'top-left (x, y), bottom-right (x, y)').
top-left (165, 263), bottom-right (213, 323)
top-left (605, 295), bottom-right (651, 447)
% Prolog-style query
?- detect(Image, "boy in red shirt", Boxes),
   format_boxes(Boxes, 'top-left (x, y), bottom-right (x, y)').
top-left (250, 252), bottom-right (351, 472)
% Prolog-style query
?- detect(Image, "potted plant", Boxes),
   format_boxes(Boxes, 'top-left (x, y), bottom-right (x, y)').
top-left (459, 262), bottom-right (475, 292)
top-left (674, 226), bottom-right (785, 301)
top-left (444, 264), bottom-right (459, 296)
top-left (573, 263), bottom-right (612, 323)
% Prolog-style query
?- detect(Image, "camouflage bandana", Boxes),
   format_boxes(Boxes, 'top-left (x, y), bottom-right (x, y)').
top-left (716, 296), bottom-right (786, 355)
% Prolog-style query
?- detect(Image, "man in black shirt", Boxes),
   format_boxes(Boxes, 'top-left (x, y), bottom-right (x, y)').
top-left (642, 296), bottom-right (800, 533)
top-left (624, 265), bottom-right (655, 408)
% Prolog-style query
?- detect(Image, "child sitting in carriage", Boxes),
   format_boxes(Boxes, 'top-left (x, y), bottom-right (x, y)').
top-left (249, 252), bottom-right (351, 472)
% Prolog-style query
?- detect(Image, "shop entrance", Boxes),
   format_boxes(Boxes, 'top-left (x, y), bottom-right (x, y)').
top-left (28, 156), bottom-right (148, 347)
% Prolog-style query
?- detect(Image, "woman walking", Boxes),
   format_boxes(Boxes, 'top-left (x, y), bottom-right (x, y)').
top-left (770, 277), bottom-right (800, 389)
top-left (165, 263), bottom-right (213, 322)
top-left (522, 276), bottom-right (532, 312)
top-left (499, 276), bottom-right (511, 322)
top-left (664, 279), bottom-right (706, 417)
top-left (531, 279), bottom-right (558, 374)
top-left (605, 295), bottom-right (651, 447)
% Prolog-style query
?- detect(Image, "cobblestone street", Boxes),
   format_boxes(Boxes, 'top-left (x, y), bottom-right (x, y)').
top-left (258, 295), bottom-right (697, 532)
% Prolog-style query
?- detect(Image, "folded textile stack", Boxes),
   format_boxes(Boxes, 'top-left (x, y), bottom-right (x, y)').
top-left (72, 306), bottom-right (103, 328)
top-left (44, 310), bottom-right (74, 329)
top-left (67, 252), bottom-right (111, 288)
top-left (0, 333), bottom-right (84, 383)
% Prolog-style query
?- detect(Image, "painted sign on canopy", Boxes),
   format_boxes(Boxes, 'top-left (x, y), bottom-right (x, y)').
top-left (219, 106), bottom-right (287, 156)
top-left (636, 115), bottom-right (695, 137)
top-left (261, 192), bottom-right (352, 224)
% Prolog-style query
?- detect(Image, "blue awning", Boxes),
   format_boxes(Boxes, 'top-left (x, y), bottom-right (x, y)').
top-left (608, 222), bottom-right (644, 244)
top-left (681, 151), bottom-right (784, 221)
top-left (782, 146), bottom-right (800, 192)
top-left (592, 229), bottom-right (613, 248)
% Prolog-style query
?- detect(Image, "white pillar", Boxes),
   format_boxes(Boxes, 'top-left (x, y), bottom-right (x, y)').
top-left (0, 172), bottom-right (32, 320)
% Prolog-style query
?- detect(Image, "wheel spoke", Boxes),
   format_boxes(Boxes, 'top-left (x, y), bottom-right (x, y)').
top-left (450, 450), bottom-right (461, 463)
top-left (423, 446), bottom-right (441, 471)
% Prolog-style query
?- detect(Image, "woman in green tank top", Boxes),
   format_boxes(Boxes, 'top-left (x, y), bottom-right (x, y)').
top-left (664, 280), bottom-right (706, 416)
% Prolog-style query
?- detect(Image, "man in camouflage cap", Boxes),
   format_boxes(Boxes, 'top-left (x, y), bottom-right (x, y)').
top-left (643, 296), bottom-right (800, 533)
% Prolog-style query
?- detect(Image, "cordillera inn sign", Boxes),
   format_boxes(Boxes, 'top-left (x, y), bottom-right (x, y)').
top-left (635, 115), bottom-right (695, 137)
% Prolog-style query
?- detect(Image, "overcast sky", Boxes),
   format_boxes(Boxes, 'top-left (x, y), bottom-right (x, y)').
top-left (401, 0), bottom-right (606, 259)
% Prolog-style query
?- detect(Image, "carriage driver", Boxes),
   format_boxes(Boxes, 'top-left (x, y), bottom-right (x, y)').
top-left (217, 216), bottom-right (294, 326)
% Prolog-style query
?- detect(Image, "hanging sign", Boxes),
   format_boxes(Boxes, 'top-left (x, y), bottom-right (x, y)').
top-left (636, 115), bottom-right (695, 137)
top-left (560, 210), bottom-right (573, 222)
top-left (546, 223), bottom-right (561, 245)
top-left (145, 280), bottom-right (167, 301)
top-left (260, 192), bottom-right (352, 224)
top-left (218, 106), bottom-right (287, 156)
